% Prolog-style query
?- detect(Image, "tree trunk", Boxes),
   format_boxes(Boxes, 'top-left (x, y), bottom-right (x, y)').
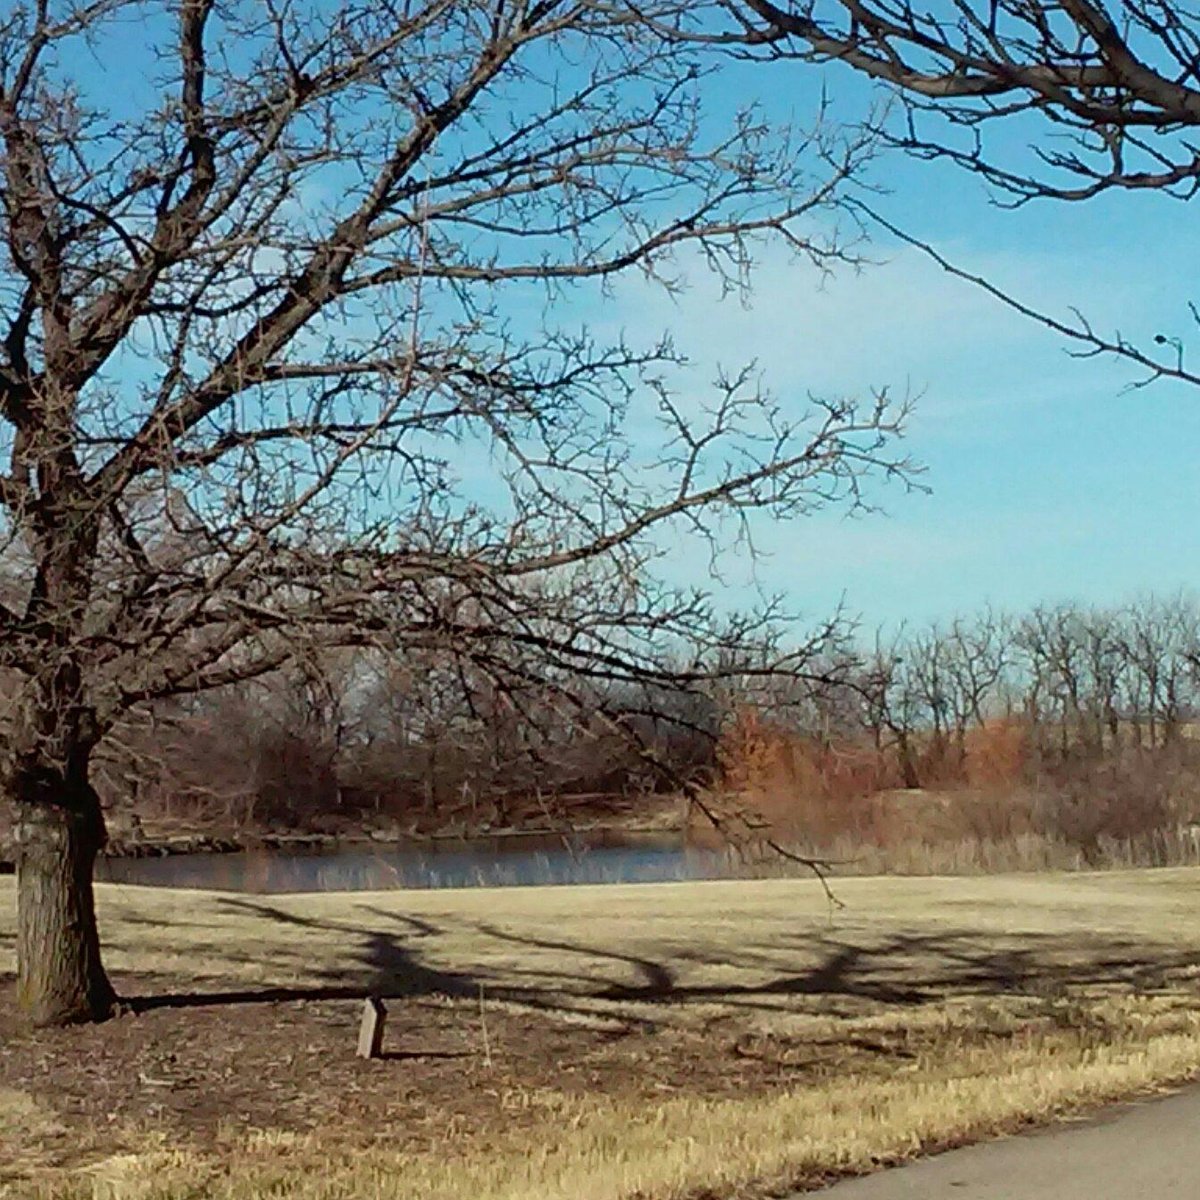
top-left (895, 732), bottom-right (920, 789)
top-left (15, 776), bottom-right (115, 1026)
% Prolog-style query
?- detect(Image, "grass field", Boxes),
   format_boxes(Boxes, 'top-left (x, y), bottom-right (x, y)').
top-left (3, 869), bottom-right (1200, 1199)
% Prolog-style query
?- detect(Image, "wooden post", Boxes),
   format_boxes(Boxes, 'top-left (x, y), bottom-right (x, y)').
top-left (357, 996), bottom-right (386, 1059)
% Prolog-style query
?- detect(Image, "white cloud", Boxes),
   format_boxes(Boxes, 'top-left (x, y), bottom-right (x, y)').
top-left (581, 234), bottom-right (1191, 627)
top-left (594, 238), bottom-right (1168, 439)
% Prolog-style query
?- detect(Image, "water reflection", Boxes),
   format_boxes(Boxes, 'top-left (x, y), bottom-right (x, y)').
top-left (95, 833), bottom-right (730, 893)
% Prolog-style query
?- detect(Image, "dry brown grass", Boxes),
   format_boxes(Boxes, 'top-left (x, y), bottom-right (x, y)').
top-left (750, 824), bottom-right (1200, 876)
top-left (4, 870), bottom-right (1200, 1199)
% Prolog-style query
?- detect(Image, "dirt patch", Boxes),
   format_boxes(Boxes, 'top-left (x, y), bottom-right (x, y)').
top-left (0, 975), bottom-right (945, 1174)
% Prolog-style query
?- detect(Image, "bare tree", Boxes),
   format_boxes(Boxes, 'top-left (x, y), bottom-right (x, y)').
top-left (713, 0), bottom-right (1200, 202)
top-left (1017, 605), bottom-right (1091, 757)
top-left (0, 0), bottom-right (912, 1024)
top-left (1118, 595), bottom-right (1198, 747)
top-left (858, 628), bottom-right (923, 787)
top-left (1075, 607), bottom-right (1124, 752)
top-left (940, 610), bottom-right (1011, 759)
top-left (674, 0), bottom-right (1200, 386)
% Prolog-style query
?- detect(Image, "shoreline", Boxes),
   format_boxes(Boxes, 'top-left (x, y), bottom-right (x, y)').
top-left (0, 819), bottom-right (686, 873)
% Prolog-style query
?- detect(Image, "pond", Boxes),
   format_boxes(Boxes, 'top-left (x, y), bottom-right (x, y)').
top-left (94, 832), bottom-right (734, 893)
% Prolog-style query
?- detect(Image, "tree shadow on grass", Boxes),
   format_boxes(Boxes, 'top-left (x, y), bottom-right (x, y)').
top-left (119, 895), bottom-right (1200, 1028)
top-left (123, 898), bottom-right (479, 1012)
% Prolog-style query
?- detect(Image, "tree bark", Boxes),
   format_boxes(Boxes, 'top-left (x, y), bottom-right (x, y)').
top-left (15, 773), bottom-right (115, 1026)
top-left (895, 731), bottom-right (921, 789)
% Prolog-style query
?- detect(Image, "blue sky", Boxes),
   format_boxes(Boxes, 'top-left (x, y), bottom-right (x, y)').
top-left (42, 14), bottom-right (1200, 636)
top-left (613, 58), bottom-right (1200, 633)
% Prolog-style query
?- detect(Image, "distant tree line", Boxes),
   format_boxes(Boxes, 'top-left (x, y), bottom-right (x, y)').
top-left (853, 594), bottom-right (1200, 783)
top-left (84, 592), bottom-right (1200, 834)
top-left (90, 649), bottom-right (726, 831)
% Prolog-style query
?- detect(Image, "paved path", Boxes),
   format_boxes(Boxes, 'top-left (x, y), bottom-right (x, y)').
top-left (815, 1086), bottom-right (1198, 1198)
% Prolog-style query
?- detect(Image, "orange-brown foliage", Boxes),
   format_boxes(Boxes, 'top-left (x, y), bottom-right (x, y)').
top-left (716, 708), bottom-right (1036, 846)
top-left (962, 718), bottom-right (1029, 789)
top-left (716, 706), bottom-right (900, 842)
